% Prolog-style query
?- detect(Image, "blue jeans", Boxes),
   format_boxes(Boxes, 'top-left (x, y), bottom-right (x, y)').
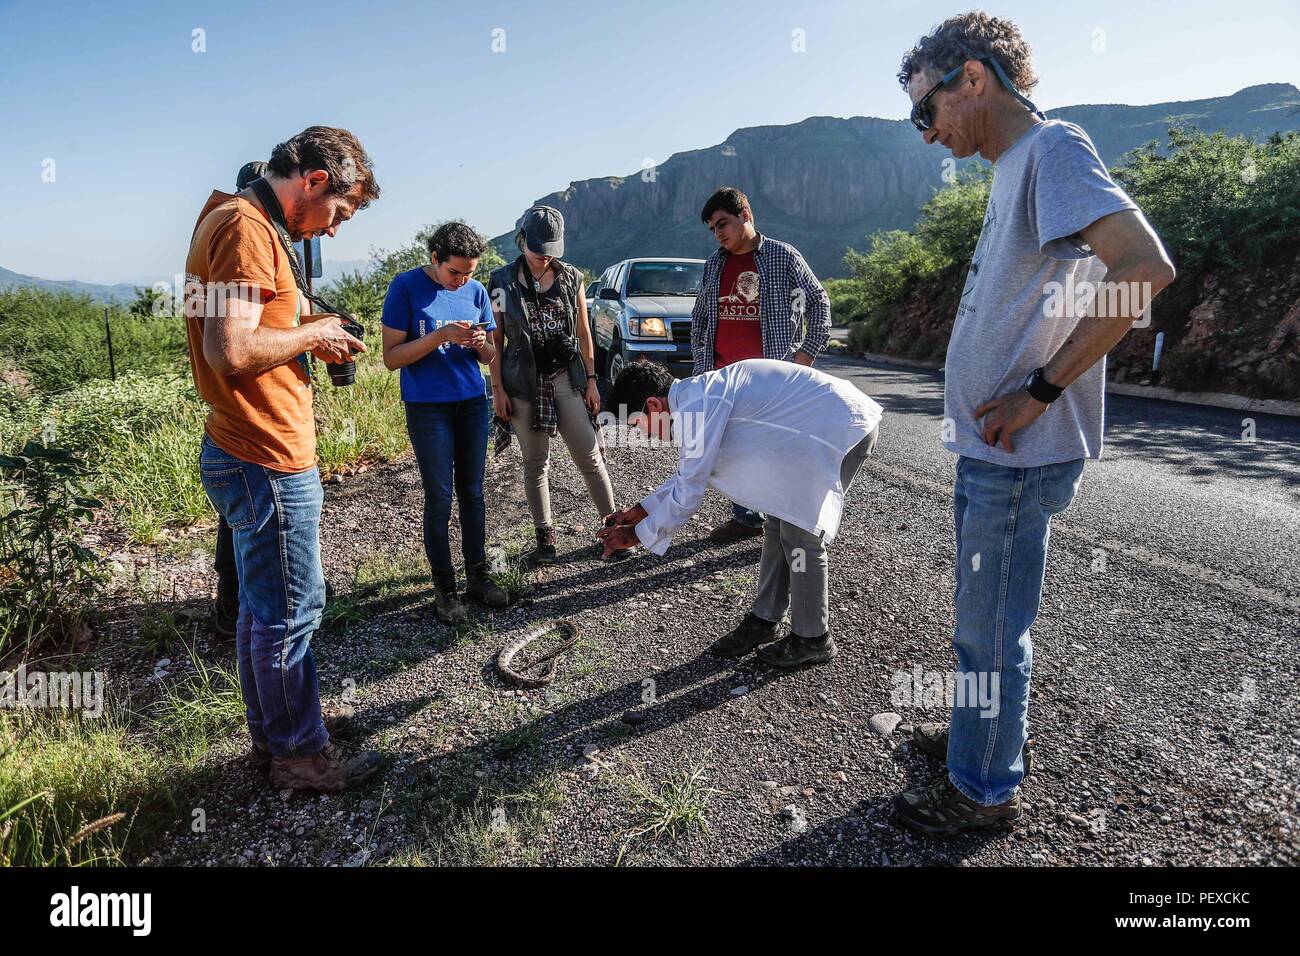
top-left (199, 435), bottom-right (329, 758)
top-left (405, 397), bottom-right (490, 589)
top-left (731, 501), bottom-right (765, 528)
top-left (948, 455), bottom-right (1085, 806)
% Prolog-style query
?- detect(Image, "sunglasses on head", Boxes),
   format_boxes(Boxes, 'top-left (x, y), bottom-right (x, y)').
top-left (910, 57), bottom-right (1044, 133)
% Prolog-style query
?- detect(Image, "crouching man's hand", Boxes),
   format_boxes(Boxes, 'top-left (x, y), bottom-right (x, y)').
top-left (597, 523), bottom-right (639, 559)
top-left (604, 503), bottom-right (648, 528)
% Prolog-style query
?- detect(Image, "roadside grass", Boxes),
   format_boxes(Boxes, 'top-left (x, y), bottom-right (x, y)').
top-left (0, 638), bottom-right (256, 867)
top-left (0, 706), bottom-right (173, 867)
top-left (323, 550), bottom-right (430, 632)
top-left (614, 756), bottom-right (718, 864)
top-left (314, 356), bottom-right (407, 474)
top-left (388, 760), bottom-right (565, 866)
top-left (149, 642), bottom-right (245, 768)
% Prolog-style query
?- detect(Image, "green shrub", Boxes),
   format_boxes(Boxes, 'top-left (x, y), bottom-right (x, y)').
top-left (0, 443), bottom-right (105, 662)
top-left (0, 288), bottom-right (188, 393)
top-left (1114, 128), bottom-right (1300, 270)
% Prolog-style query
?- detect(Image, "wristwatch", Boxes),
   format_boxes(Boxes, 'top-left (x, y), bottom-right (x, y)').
top-left (1024, 367), bottom-right (1064, 404)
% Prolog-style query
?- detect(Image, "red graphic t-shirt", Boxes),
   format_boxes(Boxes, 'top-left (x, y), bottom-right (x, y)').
top-left (713, 250), bottom-right (762, 368)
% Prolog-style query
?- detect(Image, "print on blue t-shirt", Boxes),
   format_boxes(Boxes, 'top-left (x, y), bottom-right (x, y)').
top-left (381, 267), bottom-right (495, 403)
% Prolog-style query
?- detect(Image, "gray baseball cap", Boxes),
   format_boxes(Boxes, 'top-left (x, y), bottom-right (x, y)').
top-left (518, 205), bottom-right (565, 257)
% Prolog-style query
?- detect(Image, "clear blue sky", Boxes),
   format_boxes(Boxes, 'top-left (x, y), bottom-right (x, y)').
top-left (1, 0), bottom-right (1296, 284)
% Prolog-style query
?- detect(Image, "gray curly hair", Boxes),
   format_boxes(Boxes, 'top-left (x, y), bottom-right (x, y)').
top-left (898, 10), bottom-right (1038, 95)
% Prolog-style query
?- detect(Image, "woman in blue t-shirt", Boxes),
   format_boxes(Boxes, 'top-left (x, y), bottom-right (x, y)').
top-left (382, 221), bottom-right (508, 623)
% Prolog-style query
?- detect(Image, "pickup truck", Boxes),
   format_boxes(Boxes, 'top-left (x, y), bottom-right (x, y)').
top-left (588, 257), bottom-right (705, 381)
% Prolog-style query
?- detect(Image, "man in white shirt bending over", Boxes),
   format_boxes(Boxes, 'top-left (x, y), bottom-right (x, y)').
top-left (599, 359), bottom-right (882, 668)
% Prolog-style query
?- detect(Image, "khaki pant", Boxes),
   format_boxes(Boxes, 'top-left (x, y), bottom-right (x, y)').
top-left (752, 425), bottom-right (879, 638)
top-left (510, 377), bottom-right (616, 528)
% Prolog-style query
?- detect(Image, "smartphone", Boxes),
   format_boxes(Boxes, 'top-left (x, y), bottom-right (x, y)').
top-left (470, 321), bottom-right (492, 330)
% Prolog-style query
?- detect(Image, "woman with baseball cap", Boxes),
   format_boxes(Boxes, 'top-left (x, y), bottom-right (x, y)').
top-left (486, 206), bottom-right (615, 564)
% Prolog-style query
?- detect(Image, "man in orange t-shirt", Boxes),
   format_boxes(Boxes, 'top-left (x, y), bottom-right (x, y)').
top-left (186, 126), bottom-right (380, 793)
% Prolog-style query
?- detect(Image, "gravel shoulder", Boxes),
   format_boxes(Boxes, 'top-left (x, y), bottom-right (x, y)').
top-left (88, 365), bottom-right (1298, 867)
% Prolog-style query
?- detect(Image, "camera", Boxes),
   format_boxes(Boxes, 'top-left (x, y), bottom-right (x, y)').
top-left (325, 315), bottom-right (365, 387)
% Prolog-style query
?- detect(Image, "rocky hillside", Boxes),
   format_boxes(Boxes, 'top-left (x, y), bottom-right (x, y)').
top-left (853, 239), bottom-right (1300, 401)
top-left (495, 84), bottom-right (1300, 278)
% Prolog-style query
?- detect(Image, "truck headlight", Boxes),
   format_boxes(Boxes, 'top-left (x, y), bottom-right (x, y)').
top-left (630, 316), bottom-right (666, 337)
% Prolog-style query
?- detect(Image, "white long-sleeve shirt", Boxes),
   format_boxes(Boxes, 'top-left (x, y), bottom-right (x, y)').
top-left (636, 359), bottom-right (883, 555)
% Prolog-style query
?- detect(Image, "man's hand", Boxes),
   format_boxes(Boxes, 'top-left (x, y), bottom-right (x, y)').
top-left (792, 350), bottom-right (814, 367)
top-left (597, 523), bottom-right (639, 559)
top-left (605, 503), bottom-right (648, 527)
top-left (974, 390), bottom-right (1048, 453)
top-left (311, 314), bottom-right (366, 364)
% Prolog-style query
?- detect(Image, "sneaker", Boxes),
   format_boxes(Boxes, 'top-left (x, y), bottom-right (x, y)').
top-left (710, 613), bottom-right (781, 658)
top-left (911, 723), bottom-right (1036, 776)
top-left (755, 631), bottom-right (837, 668)
top-left (432, 582), bottom-right (469, 624)
top-left (893, 777), bottom-right (1022, 835)
top-left (250, 702), bottom-right (357, 772)
top-left (529, 527), bottom-right (558, 566)
top-left (708, 519), bottom-right (764, 545)
top-left (269, 741), bottom-right (382, 793)
top-left (465, 562), bottom-right (509, 608)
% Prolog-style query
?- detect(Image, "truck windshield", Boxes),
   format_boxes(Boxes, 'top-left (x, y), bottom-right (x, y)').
top-left (625, 262), bottom-right (704, 296)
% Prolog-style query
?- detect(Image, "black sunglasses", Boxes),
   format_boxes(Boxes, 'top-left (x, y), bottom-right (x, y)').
top-left (909, 57), bottom-right (1044, 133)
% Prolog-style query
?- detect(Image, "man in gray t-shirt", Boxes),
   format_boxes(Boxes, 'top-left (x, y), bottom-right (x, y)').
top-left (891, 12), bottom-right (1175, 837)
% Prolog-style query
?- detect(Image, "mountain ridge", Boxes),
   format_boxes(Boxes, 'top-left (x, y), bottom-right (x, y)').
top-left (493, 83), bottom-right (1300, 278)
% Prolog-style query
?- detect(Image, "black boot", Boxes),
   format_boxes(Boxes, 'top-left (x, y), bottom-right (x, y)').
top-left (710, 613), bottom-right (780, 658)
top-left (431, 577), bottom-right (468, 624)
top-left (756, 631), bottom-right (837, 668)
top-left (465, 561), bottom-right (509, 608)
top-left (529, 526), bottom-right (558, 566)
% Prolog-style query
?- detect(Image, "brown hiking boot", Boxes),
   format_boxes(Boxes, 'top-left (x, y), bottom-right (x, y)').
top-left (529, 526), bottom-right (558, 565)
top-left (912, 723), bottom-right (1036, 777)
top-left (893, 777), bottom-right (1022, 835)
top-left (269, 741), bottom-right (382, 793)
top-left (708, 519), bottom-right (764, 545)
top-left (250, 702), bottom-right (357, 773)
top-left (465, 562), bottom-right (509, 608)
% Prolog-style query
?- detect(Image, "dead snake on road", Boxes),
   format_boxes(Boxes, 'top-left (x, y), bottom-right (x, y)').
top-left (495, 620), bottom-right (581, 688)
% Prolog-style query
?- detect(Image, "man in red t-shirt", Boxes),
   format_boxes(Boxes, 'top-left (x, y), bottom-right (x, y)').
top-left (690, 186), bottom-right (831, 544)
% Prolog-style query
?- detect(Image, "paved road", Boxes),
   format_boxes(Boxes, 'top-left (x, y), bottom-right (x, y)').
top-left (824, 353), bottom-right (1300, 606)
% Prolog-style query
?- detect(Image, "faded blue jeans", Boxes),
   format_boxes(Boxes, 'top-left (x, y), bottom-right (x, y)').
top-left (199, 434), bottom-right (329, 759)
top-left (948, 455), bottom-right (1085, 806)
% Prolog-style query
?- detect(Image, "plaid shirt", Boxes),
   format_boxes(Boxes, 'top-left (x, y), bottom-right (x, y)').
top-left (690, 234), bottom-right (831, 375)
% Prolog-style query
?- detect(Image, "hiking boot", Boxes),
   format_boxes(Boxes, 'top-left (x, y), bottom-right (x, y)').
top-left (250, 702), bottom-right (357, 772)
top-left (529, 527), bottom-right (558, 566)
top-left (893, 777), bottom-right (1022, 835)
top-left (912, 722), bottom-right (1036, 777)
top-left (431, 581), bottom-right (469, 624)
top-left (708, 519), bottom-right (764, 545)
top-left (465, 562), bottom-right (509, 608)
top-left (756, 631), bottom-right (837, 668)
top-left (269, 741), bottom-right (382, 793)
top-left (710, 613), bottom-right (781, 658)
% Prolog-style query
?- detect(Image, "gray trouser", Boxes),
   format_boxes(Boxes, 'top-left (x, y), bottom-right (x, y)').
top-left (510, 377), bottom-right (616, 528)
top-left (752, 424), bottom-right (879, 638)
